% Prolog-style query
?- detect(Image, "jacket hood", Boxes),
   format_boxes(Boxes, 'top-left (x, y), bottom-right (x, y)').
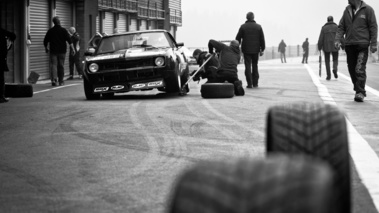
top-left (324, 21), bottom-right (337, 26)
top-left (245, 20), bottom-right (256, 24)
top-left (346, 1), bottom-right (368, 17)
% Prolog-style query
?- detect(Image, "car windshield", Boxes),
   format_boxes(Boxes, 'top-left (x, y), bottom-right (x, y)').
top-left (97, 32), bottom-right (175, 54)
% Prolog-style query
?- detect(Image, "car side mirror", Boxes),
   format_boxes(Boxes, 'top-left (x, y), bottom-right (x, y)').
top-left (176, 42), bottom-right (184, 47)
top-left (84, 48), bottom-right (96, 56)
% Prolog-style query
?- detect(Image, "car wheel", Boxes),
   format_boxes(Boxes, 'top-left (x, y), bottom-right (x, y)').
top-left (169, 154), bottom-right (335, 213)
top-left (83, 78), bottom-right (100, 100)
top-left (266, 102), bottom-right (350, 213)
top-left (200, 83), bottom-right (234, 98)
top-left (165, 65), bottom-right (181, 93)
top-left (5, 83), bottom-right (33, 98)
top-left (102, 93), bottom-right (114, 99)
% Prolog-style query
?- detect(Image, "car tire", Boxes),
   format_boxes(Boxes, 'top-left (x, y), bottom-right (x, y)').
top-left (169, 154), bottom-right (335, 213)
top-left (102, 93), bottom-right (114, 99)
top-left (266, 102), bottom-right (350, 213)
top-left (200, 83), bottom-right (234, 98)
top-left (83, 78), bottom-right (100, 100)
top-left (5, 83), bottom-right (33, 98)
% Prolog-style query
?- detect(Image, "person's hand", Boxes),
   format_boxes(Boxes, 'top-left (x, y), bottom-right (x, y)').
top-left (370, 46), bottom-right (378, 53)
top-left (335, 42), bottom-right (341, 50)
top-left (259, 51), bottom-right (264, 56)
top-left (45, 48), bottom-right (49, 53)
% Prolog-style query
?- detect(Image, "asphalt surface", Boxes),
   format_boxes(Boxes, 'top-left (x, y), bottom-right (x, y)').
top-left (0, 56), bottom-right (378, 212)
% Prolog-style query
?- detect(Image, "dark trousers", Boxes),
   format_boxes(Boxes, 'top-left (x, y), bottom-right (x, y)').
top-left (0, 70), bottom-right (5, 98)
top-left (345, 45), bottom-right (369, 96)
top-left (302, 51), bottom-right (309, 63)
top-left (324, 51), bottom-right (339, 78)
top-left (207, 69), bottom-right (239, 84)
top-left (280, 52), bottom-right (286, 63)
top-left (243, 53), bottom-right (259, 86)
top-left (69, 52), bottom-right (83, 76)
top-left (50, 53), bottom-right (66, 83)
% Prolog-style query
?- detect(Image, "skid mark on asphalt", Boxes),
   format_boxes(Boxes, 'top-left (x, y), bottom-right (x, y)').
top-left (33, 84), bottom-right (80, 94)
top-left (0, 164), bottom-right (63, 212)
top-left (305, 64), bottom-right (379, 211)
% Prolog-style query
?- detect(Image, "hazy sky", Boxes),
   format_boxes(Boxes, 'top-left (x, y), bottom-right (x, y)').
top-left (176, 0), bottom-right (379, 48)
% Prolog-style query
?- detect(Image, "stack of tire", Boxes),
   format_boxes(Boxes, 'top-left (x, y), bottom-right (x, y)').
top-left (168, 102), bottom-right (350, 213)
top-left (5, 83), bottom-right (33, 98)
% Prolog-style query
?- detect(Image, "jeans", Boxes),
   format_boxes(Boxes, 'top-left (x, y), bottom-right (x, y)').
top-left (324, 52), bottom-right (339, 78)
top-left (345, 45), bottom-right (369, 96)
top-left (69, 51), bottom-right (83, 76)
top-left (50, 53), bottom-right (66, 83)
top-left (243, 53), bottom-right (259, 86)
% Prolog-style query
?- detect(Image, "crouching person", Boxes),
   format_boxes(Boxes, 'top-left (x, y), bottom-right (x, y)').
top-left (191, 48), bottom-right (219, 82)
top-left (207, 39), bottom-right (245, 96)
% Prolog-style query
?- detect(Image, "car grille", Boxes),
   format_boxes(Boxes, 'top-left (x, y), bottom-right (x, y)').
top-left (99, 58), bottom-right (154, 71)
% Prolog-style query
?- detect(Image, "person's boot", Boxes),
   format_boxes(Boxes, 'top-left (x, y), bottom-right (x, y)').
top-left (234, 80), bottom-right (245, 96)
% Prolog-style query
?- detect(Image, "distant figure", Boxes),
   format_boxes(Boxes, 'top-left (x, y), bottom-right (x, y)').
top-left (0, 28), bottom-right (16, 103)
top-left (68, 27), bottom-right (83, 80)
top-left (335, 0), bottom-right (378, 102)
top-left (44, 16), bottom-right (74, 86)
top-left (318, 16), bottom-right (339, 80)
top-left (236, 12), bottom-right (265, 88)
top-left (278, 39), bottom-right (287, 63)
top-left (301, 38), bottom-right (309, 64)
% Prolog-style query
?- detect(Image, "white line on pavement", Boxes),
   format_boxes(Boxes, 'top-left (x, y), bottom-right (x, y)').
top-left (33, 84), bottom-right (80, 94)
top-left (305, 64), bottom-right (379, 211)
top-left (338, 72), bottom-right (379, 97)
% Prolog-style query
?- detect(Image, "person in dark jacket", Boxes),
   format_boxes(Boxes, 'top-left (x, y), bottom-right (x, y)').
top-left (68, 27), bottom-right (83, 80)
top-left (301, 38), bottom-right (309, 64)
top-left (192, 40), bottom-right (245, 96)
top-left (278, 39), bottom-right (287, 63)
top-left (236, 12), bottom-right (265, 88)
top-left (0, 28), bottom-right (16, 103)
top-left (44, 16), bottom-right (74, 86)
top-left (335, 0), bottom-right (377, 102)
top-left (318, 16), bottom-right (340, 80)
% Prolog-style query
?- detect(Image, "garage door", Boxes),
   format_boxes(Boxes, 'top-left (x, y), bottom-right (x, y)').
top-left (118, 14), bottom-right (127, 33)
top-left (96, 13), bottom-right (101, 33)
top-left (30, 0), bottom-right (50, 80)
top-left (140, 20), bottom-right (147, 30)
top-left (149, 20), bottom-right (156, 30)
top-left (56, 0), bottom-right (73, 77)
top-left (104, 12), bottom-right (114, 34)
top-left (130, 18), bottom-right (137, 32)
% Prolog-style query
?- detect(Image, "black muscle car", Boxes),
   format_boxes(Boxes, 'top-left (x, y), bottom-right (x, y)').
top-left (83, 30), bottom-right (190, 99)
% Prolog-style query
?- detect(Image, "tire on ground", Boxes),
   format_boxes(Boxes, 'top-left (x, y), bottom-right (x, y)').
top-left (168, 154), bottom-right (335, 213)
top-left (83, 78), bottom-right (100, 100)
top-left (5, 83), bottom-right (33, 98)
top-left (102, 92), bottom-right (114, 99)
top-left (200, 83), bottom-right (234, 98)
top-left (266, 102), bottom-right (350, 213)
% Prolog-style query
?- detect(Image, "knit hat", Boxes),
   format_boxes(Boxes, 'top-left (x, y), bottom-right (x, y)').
top-left (192, 49), bottom-right (202, 58)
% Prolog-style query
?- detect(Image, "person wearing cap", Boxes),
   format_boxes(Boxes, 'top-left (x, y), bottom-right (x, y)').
top-left (68, 27), bottom-right (83, 80)
top-left (192, 40), bottom-right (245, 96)
top-left (44, 16), bottom-right (74, 86)
top-left (318, 16), bottom-right (340, 80)
top-left (236, 11), bottom-right (265, 88)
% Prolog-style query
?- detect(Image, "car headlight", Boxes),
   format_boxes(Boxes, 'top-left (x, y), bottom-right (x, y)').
top-left (88, 63), bottom-right (99, 73)
top-left (155, 57), bottom-right (165, 67)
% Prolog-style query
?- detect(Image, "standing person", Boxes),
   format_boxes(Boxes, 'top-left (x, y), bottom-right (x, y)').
top-left (278, 39), bottom-right (287, 63)
top-left (44, 16), bottom-right (74, 86)
top-left (318, 16), bottom-right (340, 80)
top-left (335, 0), bottom-right (378, 102)
top-left (236, 12), bottom-right (265, 88)
top-left (0, 28), bottom-right (16, 103)
top-left (301, 38), bottom-right (309, 64)
top-left (68, 27), bottom-right (83, 80)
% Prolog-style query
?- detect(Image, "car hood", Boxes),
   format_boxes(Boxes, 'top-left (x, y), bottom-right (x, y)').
top-left (87, 48), bottom-right (170, 62)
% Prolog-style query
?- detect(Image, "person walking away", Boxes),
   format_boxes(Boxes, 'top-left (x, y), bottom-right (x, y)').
top-left (68, 27), bottom-right (83, 80)
top-left (318, 16), bottom-right (340, 80)
top-left (0, 28), bottom-right (16, 103)
top-left (44, 16), bottom-right (74, 86)
top-left (236, 12), bottom-right (265, 88)
top-left (207, 39), bottom-right (245, 96)
top-left (302, 38), bottom-right (309, 64)
top-left (278, 39), bottom-right (287, 63)
top-left (335, 0), bottom-right (377, 102)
